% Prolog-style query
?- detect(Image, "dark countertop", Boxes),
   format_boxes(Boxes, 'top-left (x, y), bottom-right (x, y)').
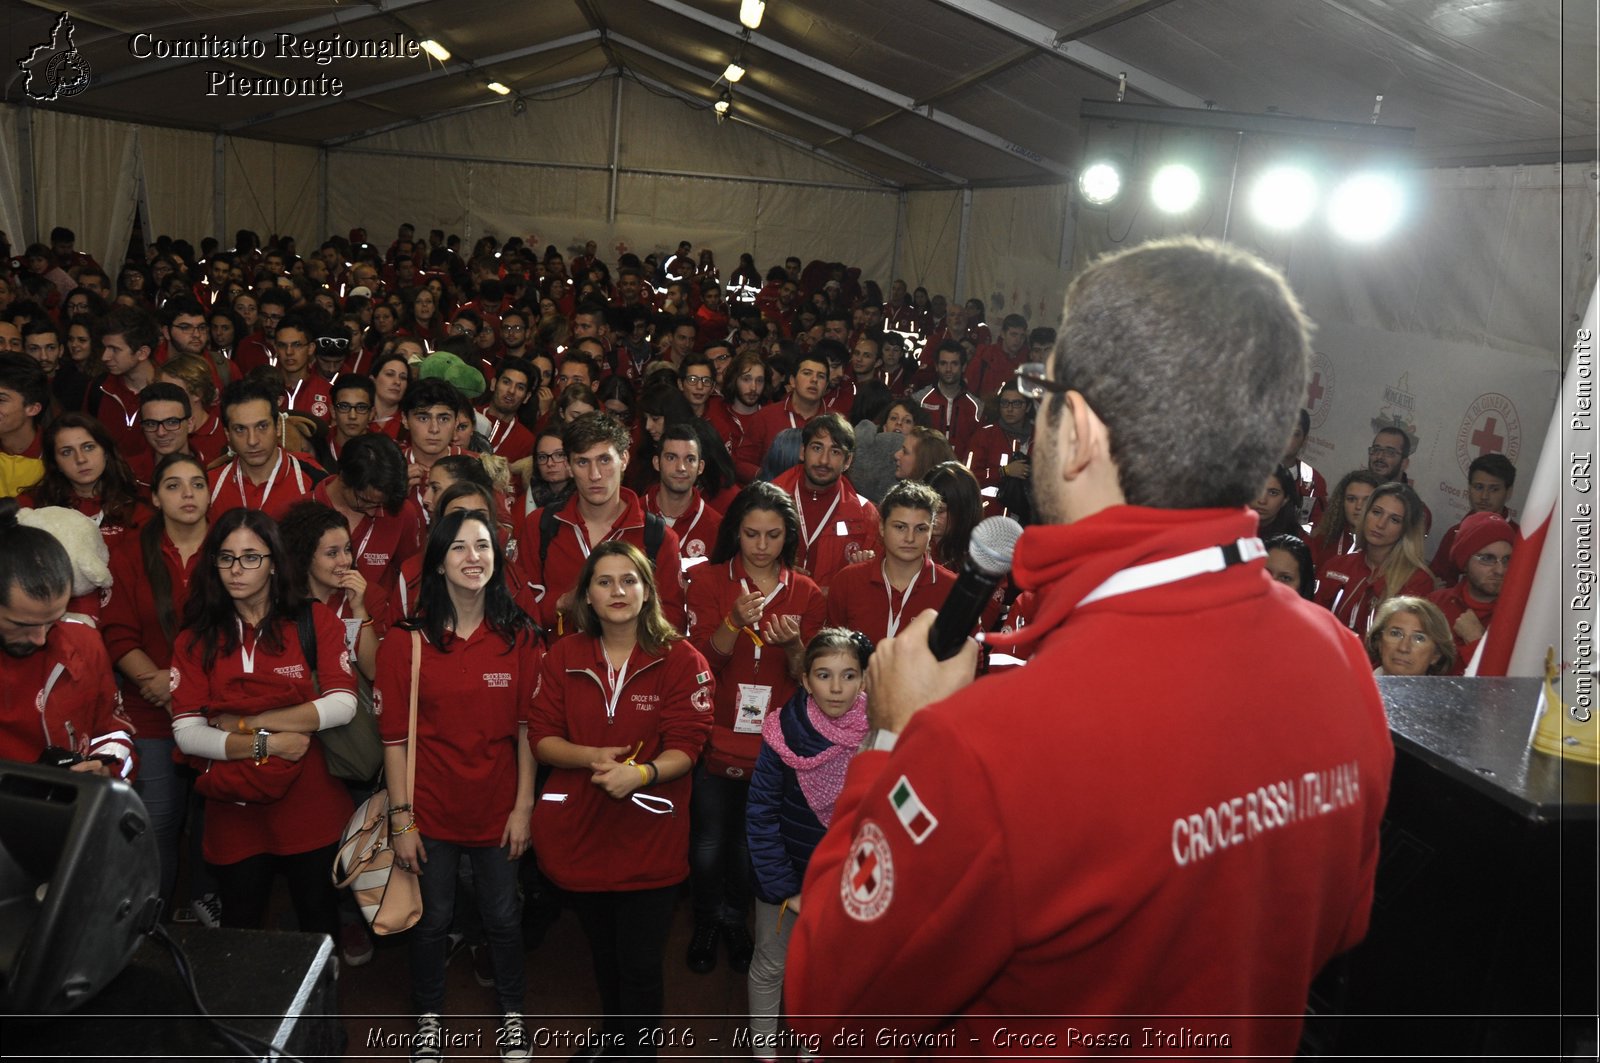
top-left (1379, 675), bottom-right (1599, 822)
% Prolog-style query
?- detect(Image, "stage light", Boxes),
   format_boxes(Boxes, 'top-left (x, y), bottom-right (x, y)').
top-left (1150, 163), bottom-right (1201, 214)
top-left (420, 39), bottom-right (451, 62)
top-left (487, 82), bottom-right (511, 95)
top-left (1328, 172), bottom-right (1404, 242)
top-left (1249, 166), bottom-right (1318, 230)
top-left (740, 0), bottom-right (766, 30)
top-left (714, 96), bottom-right (731, 115)
top-left (723, 62), bottom-right (746, 83)
top-left (1077, 161), bottom-right (1122, 207)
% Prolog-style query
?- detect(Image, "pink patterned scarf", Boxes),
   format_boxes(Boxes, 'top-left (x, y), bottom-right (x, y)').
top-left (761, 692), bottom-right (869, 827)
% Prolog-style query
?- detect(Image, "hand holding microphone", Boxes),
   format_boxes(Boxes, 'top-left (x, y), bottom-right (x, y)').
top-left (866, 516), bottom-right (1024, 735)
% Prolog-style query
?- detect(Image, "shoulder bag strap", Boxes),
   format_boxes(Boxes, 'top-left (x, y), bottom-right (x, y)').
top-left (406, 630), bottom-right (421, 806)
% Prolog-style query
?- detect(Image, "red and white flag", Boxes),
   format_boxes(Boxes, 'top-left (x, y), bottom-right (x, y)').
top-left (1470, 279), bottom-right (1597, 676)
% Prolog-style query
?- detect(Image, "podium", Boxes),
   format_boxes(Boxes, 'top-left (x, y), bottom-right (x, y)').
top-left (1336, 677), bottom-right (1599, 1056)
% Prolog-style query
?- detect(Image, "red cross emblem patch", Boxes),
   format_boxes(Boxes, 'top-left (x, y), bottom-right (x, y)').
top-left (840, 821), bottom-right (894, 922)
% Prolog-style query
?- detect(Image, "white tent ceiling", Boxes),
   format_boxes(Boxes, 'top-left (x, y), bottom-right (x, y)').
top-left (5, 0), bottom-right (1594, 188)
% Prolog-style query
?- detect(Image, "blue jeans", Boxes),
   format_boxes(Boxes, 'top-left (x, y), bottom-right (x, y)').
top-left (133, 736), bottom-right (188, 906)
top-left (410, 835), bottom-right (525, 1014)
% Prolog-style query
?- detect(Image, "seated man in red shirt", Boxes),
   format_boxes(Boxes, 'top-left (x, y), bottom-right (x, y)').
top-left (209, 378), bottom-right (325, 520)
top-left (311, 433), bottom-right (424, 618)
top-left (478, 356), bottom-right (538, 463)
top-left (646, 423), bottom-right (723, 564)
top-left (1431, 452), bottom-right (1519, 585)
top-left (400, 376), bottom-right (475, 513)
top-left (127, 382), bottom-right (196, 493)
top-left (964, 313), bottom-right (1030, 398)
top-left (767, 412), bottom-right (882, 587)
top-left (522, 412), bottom-right (685, 634)
top-left (736, 350), bottom-right (831, 484)
top-left (274, 313), bottom-right (335, 424)
top-left (1428, 511), bottom-right (1515, 674)
top-left (0, 498), bottom-right (133, 778)
top-left (94, 304), bottom-right (160, 461)
top-left (915, 341), bottom-right (983, 457)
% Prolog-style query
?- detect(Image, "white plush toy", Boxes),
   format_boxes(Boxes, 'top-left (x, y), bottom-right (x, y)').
top-left (14, 505), bottom-right (113, 623)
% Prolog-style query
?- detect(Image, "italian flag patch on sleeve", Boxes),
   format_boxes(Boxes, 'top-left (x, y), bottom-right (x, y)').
top-left (695, 670), bottom-right (711, 685)
top-left (890, 775), bottom-right (937, 844)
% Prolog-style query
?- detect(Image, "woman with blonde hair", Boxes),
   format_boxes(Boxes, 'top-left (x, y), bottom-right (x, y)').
top-left (1313, 482), bottom-right (1435, 633)
top-left (892, 425), bottom-right (955, 485)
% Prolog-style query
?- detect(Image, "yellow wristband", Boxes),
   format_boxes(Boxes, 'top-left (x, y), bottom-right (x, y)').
top-left (723, 615), bottom-right (740, 633)
top-left (236, 716), bottom-right (250, 733)
top-left (635, 762), bottom-right (650, 785)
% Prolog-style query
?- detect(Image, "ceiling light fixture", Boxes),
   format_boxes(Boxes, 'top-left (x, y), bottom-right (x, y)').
top-left (714, 92), bottom-right (731, 116)
top-left (739, 0), bottom-right (766, 30)
top-left (723, 62), bottom-right (746, 83)
top-left (1077, 160), bottom-right (1123, 207)
top-left (487, 82), bottom-right (511, 95)
top-left (420, 39), bottom-right (451, 62)
top-left (1150, 163), bottom-right (1202, 214)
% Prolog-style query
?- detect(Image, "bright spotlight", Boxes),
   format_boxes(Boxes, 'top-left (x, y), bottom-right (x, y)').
top-left (1328, 172), bottom-right (1404, 242)
top-left (1078, 161), bottom-right (1122, 207)
top-left (723, 62), bottom-right (746, 83)
top-left (1249, 166), bottom-right (1318, 230)
top-left (1150, 163), bottom-right (1201, 214)
top-left (714, 94), bottom-right (731, 115)
top-left (420, 39), bottom-right (451, 62)
top-left (486, 82), bottom-right (511, 96)
top-left (740, 0), bottom-right (766, 30)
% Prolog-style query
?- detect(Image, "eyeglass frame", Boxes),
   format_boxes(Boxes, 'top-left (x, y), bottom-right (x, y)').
top-left (215, 551), bottom-right (272, 570)
top-left (1014, 361), bottom-right (1073, 402)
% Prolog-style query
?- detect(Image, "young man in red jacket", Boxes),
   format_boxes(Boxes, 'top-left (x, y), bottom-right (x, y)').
top-left (788, 238), bottom-right (1392, 1056)
top-left (1428, 510), bottom-right (1515, 674)
top-left (767, 413), bottom-right (881, 587)
top-left (521, 413), bottom-right (685, 634)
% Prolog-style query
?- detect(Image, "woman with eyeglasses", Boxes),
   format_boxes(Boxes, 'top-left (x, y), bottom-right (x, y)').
top-left (101, 452), bottom-right (210, 908)
top-left (377, 507), bottom-right (541, 1059)
top-left (1365, 596), bottom-right (1455, 676)
top-left (168, 507), bottom-right (356, 936)
top-left (528, 540), bottom-right (713, 1058)
top-left (21, 413), bottom-right (151, 547)
top-left (1313, 482), bottom-right (1437, 633)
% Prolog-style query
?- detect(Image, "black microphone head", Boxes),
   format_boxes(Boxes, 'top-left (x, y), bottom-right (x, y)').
top-left (967, 515), bottom-right (1024, 578)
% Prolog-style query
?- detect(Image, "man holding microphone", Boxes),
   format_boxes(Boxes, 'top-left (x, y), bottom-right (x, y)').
top-left (787, 238), bottom-right (1393, 1055)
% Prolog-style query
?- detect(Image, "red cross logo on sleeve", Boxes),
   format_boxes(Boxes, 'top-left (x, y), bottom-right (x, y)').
top-left (840, 821), bottom-right (895, 921)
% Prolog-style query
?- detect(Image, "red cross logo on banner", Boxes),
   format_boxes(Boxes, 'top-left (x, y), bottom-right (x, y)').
top-left (1307, 372), bottom-right (1325, 409)
top-left (1471, 417), bottom-right (1505, 455)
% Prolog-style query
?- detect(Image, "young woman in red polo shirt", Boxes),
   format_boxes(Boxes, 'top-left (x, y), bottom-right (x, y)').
top-left (23, 413), bottom-right (149, 546)
top-left (683, 482), bottom-right (825, 974)
top-left (168, 508), bottom-right (357, 938)
top-left (102, 452), bottom-right (209, 909)
top-left (378, 507), bottom-right (541, 1061)
top-left (528, 541), bottom-right (713, 1059)
top-left (1313, 481), bottom-right (1437, 633)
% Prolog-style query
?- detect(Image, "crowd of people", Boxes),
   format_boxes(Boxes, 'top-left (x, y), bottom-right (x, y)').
top-left (0, 221), bottom-right (1520, 1059)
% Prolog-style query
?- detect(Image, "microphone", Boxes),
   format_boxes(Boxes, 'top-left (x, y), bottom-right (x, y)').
top-left (927, 515), bottom-right (1024, 660)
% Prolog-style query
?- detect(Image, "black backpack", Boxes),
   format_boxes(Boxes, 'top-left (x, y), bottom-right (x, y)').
top-left (537, 507), bottom-right (665, 572)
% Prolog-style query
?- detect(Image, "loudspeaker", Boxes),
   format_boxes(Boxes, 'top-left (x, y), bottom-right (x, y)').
top-left (0, 759), bottom-right (162, 1014)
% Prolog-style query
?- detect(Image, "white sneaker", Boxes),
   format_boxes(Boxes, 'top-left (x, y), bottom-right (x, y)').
top-left (412, 1012), bottom-right (444, 1062)
top-left (499, 1012), bottom-right (531, 1062)
top-left (190, 893), bottom-right (221, 928)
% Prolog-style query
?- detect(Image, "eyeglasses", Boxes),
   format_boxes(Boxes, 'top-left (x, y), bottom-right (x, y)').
top-left (998, 398), bottom-right (1031, 410)
top-left (216, 552), bottom-right (271, 570)
top-left (681, 374), bottom-right (714, 386)
top-left (317, 336), bottom-right (350, 351)
top-left (1014, 361), bottom-right (1071, 401)
top-left (1470, 552), bottom-right (1513, 568)
top-left (1381, 626), bottom-right (1432, 646)
top-left (502, 324), bottom-right (527, 334)
top-left (141, 416), bottom-right (185, 432)
top-left (334, 401), bottom-right (373, 414)
top-left (1368, 445), bottom-right (1402, 459)
top-left (536, 450), bottom-right (566, 465)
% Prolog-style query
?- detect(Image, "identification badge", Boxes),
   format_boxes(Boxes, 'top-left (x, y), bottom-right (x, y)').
top-left (341, 618), bottom-right (362, 654)
top-left (734, 683), bottom-right (773, 733)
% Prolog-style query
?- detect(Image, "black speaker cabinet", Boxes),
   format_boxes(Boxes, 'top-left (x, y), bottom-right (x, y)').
top-left (0, 759), bottom-right (162, 1014)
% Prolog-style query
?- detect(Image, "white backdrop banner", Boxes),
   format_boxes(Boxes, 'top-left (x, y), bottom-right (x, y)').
top-left (1301, 321), bottom-right (1559, 555)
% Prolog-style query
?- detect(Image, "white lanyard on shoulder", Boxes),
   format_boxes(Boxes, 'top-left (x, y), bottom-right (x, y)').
top-left (1078, 537), bottom-right (1266, 608)
top-left (235, 450), bottom-right (295, 508)
top-left (793, 486), bottom-right (841, 554)
top-left (883, 559), bottom-right (927, 637)
top-left (36, 663), bottom-right (66, 745)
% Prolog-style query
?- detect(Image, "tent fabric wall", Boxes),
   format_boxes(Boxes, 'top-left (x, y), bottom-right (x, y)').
top-left (329, 77), bottom-right (893, 271)
top-left (0, 107), bottom-right (26, 251)
top-left (139, 125), bottom-right (215, 247)
top-left (899, 189), bottom-right (961, 299)
top-left (223, 138), bottom-right (320, 248)
top-left (965, 185), bottom-right (1073, 329)
top-left (30, 109), bottom-right (139, 269)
